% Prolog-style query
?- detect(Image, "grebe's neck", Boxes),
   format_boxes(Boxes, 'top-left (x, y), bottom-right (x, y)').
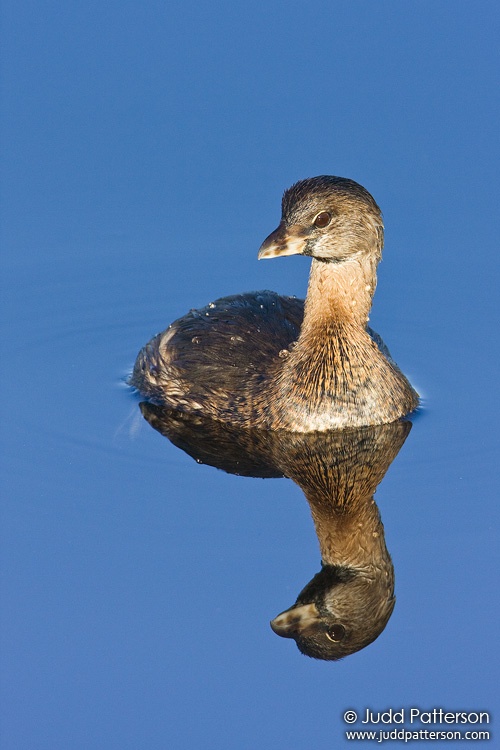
top-left (307, 492), bottom-right (391, 574)
top-left (301, 254), bottom-right (378, 332)
top-left (270, 247), bottom-right (417, 431)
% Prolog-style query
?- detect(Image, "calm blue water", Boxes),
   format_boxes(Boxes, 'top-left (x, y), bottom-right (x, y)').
top-left (2, 2), bottom-right (499, 748)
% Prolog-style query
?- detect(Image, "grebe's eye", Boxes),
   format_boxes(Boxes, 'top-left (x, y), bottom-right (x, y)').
top-left (326, 624), bottom-right (346, 642)
top-left (313, 211), bottom-right (331, 228)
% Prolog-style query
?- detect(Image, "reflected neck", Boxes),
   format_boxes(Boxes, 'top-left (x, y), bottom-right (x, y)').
top-left (307, 494), bottom-right (391, 573)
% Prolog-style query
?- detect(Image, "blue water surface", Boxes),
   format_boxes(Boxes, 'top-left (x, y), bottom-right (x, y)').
top-left (1, 2), bottom-right (499, 748)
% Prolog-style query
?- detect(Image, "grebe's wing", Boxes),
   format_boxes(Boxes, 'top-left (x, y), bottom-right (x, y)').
top-left (131, 291), bottom-right (303, 408)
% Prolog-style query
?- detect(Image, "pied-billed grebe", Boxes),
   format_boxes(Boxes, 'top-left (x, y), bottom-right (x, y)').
top-left (131, 176), bottom-right (418, 430)
top-left (137, 406), bottom-right (410, 659)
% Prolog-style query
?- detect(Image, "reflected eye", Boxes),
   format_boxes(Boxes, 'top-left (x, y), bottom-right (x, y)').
top-left (313, 211), bottom-right (331, 228)
top-left (326, 624), bottom-right (346, 642)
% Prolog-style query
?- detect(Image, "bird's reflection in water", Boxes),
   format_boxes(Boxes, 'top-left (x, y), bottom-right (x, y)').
top-left (139, 403), bottom-right (411, 660)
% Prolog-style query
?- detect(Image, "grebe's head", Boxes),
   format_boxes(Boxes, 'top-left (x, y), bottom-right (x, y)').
top-left (258, 176), bottom-right (384, 264)
top-left (270, 563), bottom-right (395, 660)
